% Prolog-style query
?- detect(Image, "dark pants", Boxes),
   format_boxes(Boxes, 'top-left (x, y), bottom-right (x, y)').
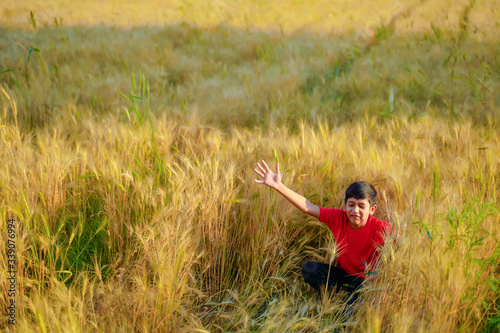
top-left (301, 261), bottom-right (363, 305)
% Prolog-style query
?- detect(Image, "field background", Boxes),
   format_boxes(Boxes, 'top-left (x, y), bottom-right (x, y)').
top-left (1, 0), bottom-right (500, 332)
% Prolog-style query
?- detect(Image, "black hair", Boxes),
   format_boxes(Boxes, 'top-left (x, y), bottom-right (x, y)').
top-left (344, 181), bottom-right (377, 207)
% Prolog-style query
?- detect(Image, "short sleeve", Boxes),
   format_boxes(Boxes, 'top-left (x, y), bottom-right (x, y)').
top-left (319, 207), bottom-right (344, 231)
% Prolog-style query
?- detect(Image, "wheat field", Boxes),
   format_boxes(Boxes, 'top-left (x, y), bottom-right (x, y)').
top-left (1, 0), bottom-right (500, 332)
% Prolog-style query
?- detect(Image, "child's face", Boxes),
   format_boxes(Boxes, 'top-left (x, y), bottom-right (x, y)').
top-left (343, 197), bottom-right (377, 230)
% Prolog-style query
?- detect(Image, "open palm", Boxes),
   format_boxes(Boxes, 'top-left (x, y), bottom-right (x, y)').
top-left (253, 160), bottom-right (281, 189)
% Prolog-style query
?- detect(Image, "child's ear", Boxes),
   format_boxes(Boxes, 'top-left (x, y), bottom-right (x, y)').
top-left (369, 204), bottom-right (377, 215)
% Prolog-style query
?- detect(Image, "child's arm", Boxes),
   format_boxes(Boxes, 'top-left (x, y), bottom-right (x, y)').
top-left (253, 160), bottom-right (320, 218)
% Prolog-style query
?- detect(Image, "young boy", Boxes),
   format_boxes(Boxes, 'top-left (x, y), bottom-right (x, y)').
top-left (253, 159), bottom-right (392, 301)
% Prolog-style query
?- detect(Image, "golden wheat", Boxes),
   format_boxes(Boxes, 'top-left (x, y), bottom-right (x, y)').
top-left (1, 1), bottom-right (500, 332)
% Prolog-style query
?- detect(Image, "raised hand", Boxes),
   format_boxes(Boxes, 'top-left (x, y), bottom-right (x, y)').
top-left (253, 159), bottom-right (281, 190)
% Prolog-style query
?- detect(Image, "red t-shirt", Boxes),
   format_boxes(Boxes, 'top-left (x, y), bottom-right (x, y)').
top-left (319, 207), bottom-right (391, 279)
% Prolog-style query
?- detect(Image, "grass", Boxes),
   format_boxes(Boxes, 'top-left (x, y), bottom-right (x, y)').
top-left (1, 0), bottom-right (500, 332)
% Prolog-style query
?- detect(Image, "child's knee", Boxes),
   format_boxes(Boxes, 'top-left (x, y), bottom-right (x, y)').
top-left (302, 261), bottom-right (324, 284)
top-left (302, 261), bottom-right (318, 276)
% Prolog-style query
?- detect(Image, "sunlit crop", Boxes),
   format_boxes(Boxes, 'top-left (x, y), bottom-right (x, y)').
top-left (1, 0), bottom-right (499, 332)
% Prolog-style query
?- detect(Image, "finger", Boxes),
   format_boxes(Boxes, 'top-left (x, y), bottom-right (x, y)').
top-left (253, 179), bottom-right (264, 184)
top-left (262, 160), bottom-right (271, 172)
top-left (257, 163), bottom-right (266, 174)
top-left (276, 162), bottom-right (279, 173)
top-left (253, 168), bottom-right (265, 178)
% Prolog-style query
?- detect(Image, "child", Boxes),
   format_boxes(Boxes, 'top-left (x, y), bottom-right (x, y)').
top-left (253, 159), bottom-right (392, 302)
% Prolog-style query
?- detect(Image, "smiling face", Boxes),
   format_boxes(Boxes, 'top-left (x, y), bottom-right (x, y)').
top-left (343, 197), bottom-right (377, 230)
